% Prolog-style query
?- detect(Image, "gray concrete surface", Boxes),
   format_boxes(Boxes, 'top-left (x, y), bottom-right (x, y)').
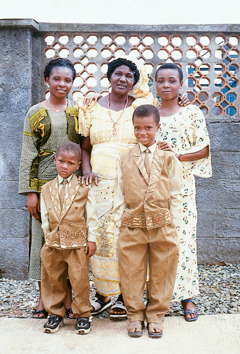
top-left (0, 314), bottom-right (239, 354)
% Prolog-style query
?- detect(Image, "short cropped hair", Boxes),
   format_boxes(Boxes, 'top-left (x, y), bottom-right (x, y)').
top-left (132, 104), bottom-right (160, 124)
top-left (155, 63), bottom-right (183, 82)
top-left (56, 142), bottom-right (81, 161)
top-left (107, 58), bottom-right (140, 86)
top-left (44, 58), bottom-right (76, 80)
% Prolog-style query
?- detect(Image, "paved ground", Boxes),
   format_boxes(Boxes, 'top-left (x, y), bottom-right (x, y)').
top-left (0, 314), bottom-right (239, 354)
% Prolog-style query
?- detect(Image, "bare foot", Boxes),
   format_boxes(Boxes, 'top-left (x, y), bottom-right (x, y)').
top-left (96, 293), bottom-right (110, 303)
top-left (33, 282), bottom-right (47, 318)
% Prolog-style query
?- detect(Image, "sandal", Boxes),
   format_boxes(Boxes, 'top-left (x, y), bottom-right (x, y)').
top-left (32, 309), bottom-right (48, 319)
top-left (128, 321), bottom-right (144, 337)
top-left (91, 297), bottom-right (112, 316)
top-left (147, 323), bottom-right (163, 338)
top-left (109, 300), bottom-right (127, 321)
top-left (181, 299), bottom-right (199, 322)
top-left (65, 308), bottom-right (76, 319)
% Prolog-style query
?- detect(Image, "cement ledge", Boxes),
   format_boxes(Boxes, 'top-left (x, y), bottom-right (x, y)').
top-left (0, 314), bottom-right (239, 354)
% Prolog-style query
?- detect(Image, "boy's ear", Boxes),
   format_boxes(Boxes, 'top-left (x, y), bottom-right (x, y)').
top-left (76, 160), bottom-right (81, 171)
top-left (54, 156), bottom-right (57, 164)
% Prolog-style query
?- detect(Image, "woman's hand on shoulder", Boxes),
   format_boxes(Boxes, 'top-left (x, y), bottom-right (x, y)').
top-left (157, 141), bottom-right (174, 152)
top-left (178, 93), bottom-right (190, 107)
top-left (78, 172), bottom-right (99, 186)
top-left (27, 192), bottom-right (40, 219)
top-left (83, 93), bottom-right (102, 107)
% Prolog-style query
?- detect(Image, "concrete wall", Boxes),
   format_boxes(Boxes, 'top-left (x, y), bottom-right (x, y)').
top-left (0, 20), bottom-right (239, 279)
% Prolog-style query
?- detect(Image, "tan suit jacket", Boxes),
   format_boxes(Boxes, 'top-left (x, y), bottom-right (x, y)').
top-left (120, 144), bottom-right (182, 230)
top-left (41, 174), bottom-right (89, 249)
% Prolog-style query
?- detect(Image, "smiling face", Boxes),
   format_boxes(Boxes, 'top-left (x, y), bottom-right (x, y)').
top-left (133, 114), bottom-right (160, 147)
top-left (110, 65), bottom-right (135, 96)
top-left (45, 66), bottom-right (74, 99)
top-left (54, 150), bottom-right (80, 179)
top-left (155, 68), bottom-right (183, 101)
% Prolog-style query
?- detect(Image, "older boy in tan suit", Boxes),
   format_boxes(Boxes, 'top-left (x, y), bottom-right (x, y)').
top-left (116, 105), bottom-right (182, 338)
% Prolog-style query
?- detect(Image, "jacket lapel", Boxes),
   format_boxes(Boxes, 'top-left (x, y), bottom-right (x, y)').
top-left (49, 177), bottom-right (62, 219)
top-left (145, 147), bottom-right (165, 198)
top-left (60, 174), bottom-right (80, 219)
top-left (132, 145), bottom-right (149, 184)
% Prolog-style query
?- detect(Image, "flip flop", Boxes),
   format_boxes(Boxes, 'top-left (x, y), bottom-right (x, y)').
top-left (91, 297), bottom-right (112, 316)
top-left (181, 299), bottom-right (199, 322)
top-left (147, 323), bottom-right (163, 338)
top-left (109, 300), bottom-right (127, 321)
top-left (128, 321), bottom-right (144, 337)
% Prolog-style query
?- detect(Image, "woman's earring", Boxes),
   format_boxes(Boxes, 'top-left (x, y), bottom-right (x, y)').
top-left (46, 83), bottom-right (50, 88)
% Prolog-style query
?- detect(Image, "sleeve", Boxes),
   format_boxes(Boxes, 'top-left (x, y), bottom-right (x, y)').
top-left (190, 105), bottom-right (210, 153)
top-left (40, 190), bottom-right (50, 234)
top-left (168, 155), bottom-right (183, 229)
top-left (113, 159), bottom-right (126, 227)
top-left (76, 97), bottom-right (96, 137)
top-left (182, 105), bottom-right (212, 178)
top-left (18, 108), bottom-right (40, 195)
top-left (85, 187), bottom-right (98, 242)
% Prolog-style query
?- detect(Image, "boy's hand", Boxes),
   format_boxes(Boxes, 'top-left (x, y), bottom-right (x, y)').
top-left (27, 192), bottom-right (40, 219)
top-left (85, 241), bottom-right (96, 258)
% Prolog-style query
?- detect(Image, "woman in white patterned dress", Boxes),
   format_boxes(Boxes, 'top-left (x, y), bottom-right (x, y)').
top-left (155, 63), bottom-right (212, 321)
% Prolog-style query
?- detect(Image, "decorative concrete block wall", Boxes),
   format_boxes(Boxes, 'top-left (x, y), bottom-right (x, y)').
top-left (0, 20), bottom-right (239, 279)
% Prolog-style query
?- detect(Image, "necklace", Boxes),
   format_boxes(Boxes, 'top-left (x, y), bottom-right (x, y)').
top-left (47, 99), bottom-right (67, 112)
top-left (107, 94), bottom-right (128, 136)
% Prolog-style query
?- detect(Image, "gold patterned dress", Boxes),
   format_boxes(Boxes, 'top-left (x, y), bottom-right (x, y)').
top-left (19, 102), bottom-right (80, 280)
top-left (157, 104), bottom-right (212, 301)
top-left (79, 96), bottom-right (153, 296)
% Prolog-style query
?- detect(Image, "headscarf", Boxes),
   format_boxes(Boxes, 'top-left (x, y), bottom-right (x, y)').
top-left (108, 55), bottom-right (151, 99)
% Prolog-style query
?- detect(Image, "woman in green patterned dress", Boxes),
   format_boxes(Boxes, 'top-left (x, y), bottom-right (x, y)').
top-left (19, 58), bottom-right (81, 318)
top-left (156, 63), bottom-right (212, 321)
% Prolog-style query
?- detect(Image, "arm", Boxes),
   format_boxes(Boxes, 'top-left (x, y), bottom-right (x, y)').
top-left (168, 156), bottom-right (183, 229)
top-left (84, 187), bottom-right (98, 257)
top-left (80, 136), bottom-right (98, 185)
top-left (27, 192), bottom-right (40, 219)
top-left (40, 191), bottom-right (50, 234)
top-left (19, 108), bottom-right (42, 218)
top-left (158, 142), bottom-right (209, 162)
top-left (113, 159), bottom-right (126, 227)
top-left (19, 109), bottom-right (41, 195)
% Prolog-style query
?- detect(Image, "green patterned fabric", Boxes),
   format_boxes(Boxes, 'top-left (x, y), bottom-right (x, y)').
top-left (19, 103), bottom-right (80, 195)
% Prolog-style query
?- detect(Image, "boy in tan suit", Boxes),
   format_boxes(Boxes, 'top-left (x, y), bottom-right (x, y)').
top-left (116, 105), bottom-right (182, 338)
top-left (40, 142), bottom-right (97, 334)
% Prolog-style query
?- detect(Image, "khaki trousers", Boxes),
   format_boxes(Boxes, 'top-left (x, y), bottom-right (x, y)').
top-left (41, 244), bottom-right (91, 318)
top-left (119, 225), bottom-right (179, 323)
